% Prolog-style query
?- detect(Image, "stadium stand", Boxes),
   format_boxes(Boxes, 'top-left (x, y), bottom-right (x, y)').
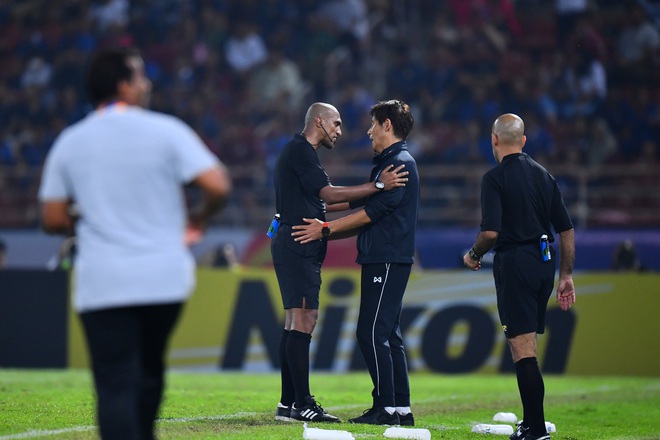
top-left (0, 0), bottom-right (659, 229)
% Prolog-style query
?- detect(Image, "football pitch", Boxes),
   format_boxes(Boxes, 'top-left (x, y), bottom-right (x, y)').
top-left (0, 370), bottom-right (658, 439)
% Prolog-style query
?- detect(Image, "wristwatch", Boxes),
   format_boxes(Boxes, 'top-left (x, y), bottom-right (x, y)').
top-left (469, 247), bottom-right (482, 261)
top-left (321, 222), bottom-right (331, 238)
top-left (375, 180), bottom-right (385, 190)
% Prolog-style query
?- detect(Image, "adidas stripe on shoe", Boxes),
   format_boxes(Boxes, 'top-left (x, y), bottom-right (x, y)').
top-left (290, 395), bottom-right (340, 423)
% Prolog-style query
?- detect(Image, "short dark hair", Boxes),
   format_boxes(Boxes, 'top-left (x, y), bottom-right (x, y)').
top-left (86, 47), bottom-right (140, 106)
top-left (370, 100), bottom-right (414, 140)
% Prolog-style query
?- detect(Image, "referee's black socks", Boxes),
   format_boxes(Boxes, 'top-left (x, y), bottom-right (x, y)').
top-left (515, 357), bottom-right (546, 437)
top-left (279, 330), bottom-right (295, 407)
top-left (286, 330), bottom-right (312, 408)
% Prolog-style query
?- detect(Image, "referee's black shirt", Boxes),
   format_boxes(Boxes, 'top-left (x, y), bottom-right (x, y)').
top-left (274, 134), bottom-right (330, 226)
top-left (480, 152), bottom-right (573, 250)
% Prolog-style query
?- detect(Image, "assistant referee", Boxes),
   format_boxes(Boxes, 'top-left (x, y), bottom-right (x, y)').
top-left (463, 113), bottom-right (575, 440)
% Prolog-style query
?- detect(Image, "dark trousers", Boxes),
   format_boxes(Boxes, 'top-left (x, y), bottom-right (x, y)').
top-left (81, 302), bottom-right (183, 440)
top-left (357, 263), bottom-right (412, 408)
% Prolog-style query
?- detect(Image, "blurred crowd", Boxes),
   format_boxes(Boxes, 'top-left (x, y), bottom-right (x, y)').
top-left (1, 0), bottom-right (659, 228)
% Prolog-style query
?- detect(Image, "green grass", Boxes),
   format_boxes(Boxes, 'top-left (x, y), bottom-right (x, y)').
top-left (1, 370), bottom-right (659, 439)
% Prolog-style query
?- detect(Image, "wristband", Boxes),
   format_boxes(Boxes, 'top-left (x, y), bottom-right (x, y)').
top-left (321, 222), bottom-right (331, 238)
top-left (469, 247), bottom-right (481, 261)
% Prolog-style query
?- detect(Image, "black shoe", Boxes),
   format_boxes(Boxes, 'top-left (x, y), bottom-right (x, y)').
top-left (510, 421), bottom-right (529, 440)
top-left (399, 412), bottom-right (415, 426)
top-left (522, 435), bottom-right (550, 440)
top-left (275, 402), bottom-right (293, 422)
top-left (290, 395), bottom-right (340, 423)
top-left (348, 407), bottom-right (399, 425)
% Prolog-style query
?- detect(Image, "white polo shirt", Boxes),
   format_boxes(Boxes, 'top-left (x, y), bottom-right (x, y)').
top-left (39, 104), bottom-right (220, 312)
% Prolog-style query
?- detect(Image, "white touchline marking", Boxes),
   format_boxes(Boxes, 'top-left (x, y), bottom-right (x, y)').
top-left (0, 413), bottom-right (258, 439)
top-left (0, 427), bottom-right (96, 439)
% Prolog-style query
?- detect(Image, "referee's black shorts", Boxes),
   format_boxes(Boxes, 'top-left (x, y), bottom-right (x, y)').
top-left (493, 243), bottom-right (556, 338)
top-left (271, 224), bottom-right (327, 310)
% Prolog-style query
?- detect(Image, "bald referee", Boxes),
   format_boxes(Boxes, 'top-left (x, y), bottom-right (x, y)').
top-left (463, 113), bottom-right (575, 440)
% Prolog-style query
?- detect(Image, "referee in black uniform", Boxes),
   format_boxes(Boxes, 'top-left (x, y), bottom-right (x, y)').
top-left (271, 102), bottom-right (408, 423)
top-left (463, 113), bottom-right (576, 440)
top-left (293, 100), bottom-right (419, 426)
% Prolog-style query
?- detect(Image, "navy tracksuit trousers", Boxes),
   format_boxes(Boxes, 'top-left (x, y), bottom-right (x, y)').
top-left (357, 263), bottom-right (412, 408)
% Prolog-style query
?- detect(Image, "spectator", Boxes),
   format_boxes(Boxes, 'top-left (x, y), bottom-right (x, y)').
top-left (565, 13), bottom-right (608, 62)
top-left (20, 57), bottom-right (52, 90)
top-left (0, 138), bottom-right (16, 166)
top-left (522, 113), bottom-right (556, 164)
top-left (615, 5), bottom-right (660, 84)
top-left (586, 118), bottom-right (618, 165)
top-left (554, 0), bottom-right (589, 48)
top-left (89, 0), bottom-right (129, 33)
top-left (472, 0), bottom-right (522, 52)
top-left (456, 36), bottom-right (499, 96)
top-left (199, 242), bottom-right (241, 271)
top-left (198, 7), bottom-right (230, 53)
top-left (529, 79), bottom-right (559, 124)
top-left (317, 0), bottom-right (370, 64)
top-left (430, 7), bottom-right (461, 49)
top-left (611, 239), bottom-right (642, 271)
top-left (458, 84), bottom-right (500, 127)
top-left (564, 49), bottom-right (607, 117)
top-left (224, 20), bottom-right (268, 73)
top-left (247, 44), bottom-right (308, 115)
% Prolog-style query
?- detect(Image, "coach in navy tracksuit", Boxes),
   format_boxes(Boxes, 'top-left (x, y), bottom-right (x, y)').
top-left (292, 100), bottom-right (419, 426)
